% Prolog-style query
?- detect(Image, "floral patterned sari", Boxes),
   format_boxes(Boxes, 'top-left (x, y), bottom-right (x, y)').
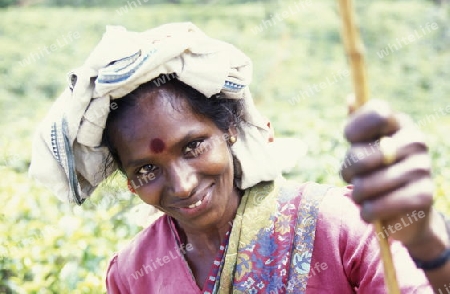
top-left (211, 180), bottom-right (331, 293)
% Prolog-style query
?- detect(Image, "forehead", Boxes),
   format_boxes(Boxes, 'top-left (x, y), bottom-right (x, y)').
top-left (113, 88), bottom-right (216, 147)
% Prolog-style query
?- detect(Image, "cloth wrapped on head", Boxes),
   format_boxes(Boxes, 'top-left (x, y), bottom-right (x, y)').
top-left (29, 22), bottom-right (305, 205)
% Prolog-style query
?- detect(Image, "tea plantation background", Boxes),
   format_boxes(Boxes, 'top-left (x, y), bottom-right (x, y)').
top-left (1, 0), bottom-right (449, 293)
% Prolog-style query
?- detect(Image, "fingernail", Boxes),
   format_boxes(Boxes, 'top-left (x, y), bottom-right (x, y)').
top-left (361, 201), bottom-right (374, 222)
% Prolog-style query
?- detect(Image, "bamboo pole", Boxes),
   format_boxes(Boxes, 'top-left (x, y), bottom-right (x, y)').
top-left (337, 0), bottom-right (400, 293)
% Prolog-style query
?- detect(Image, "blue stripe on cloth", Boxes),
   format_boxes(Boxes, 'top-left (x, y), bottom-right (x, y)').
top-left (223, 80), bottom-right (245, 92)
top-left (97, 48), bottom-right (157, 84)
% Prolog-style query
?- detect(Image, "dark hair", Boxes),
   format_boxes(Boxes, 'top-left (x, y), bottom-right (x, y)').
top-left (102, 75), bottom-right (244, 172)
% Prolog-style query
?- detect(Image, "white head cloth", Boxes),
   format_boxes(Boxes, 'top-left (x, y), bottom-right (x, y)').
top-left (29, 22), bottom-right (305, 204)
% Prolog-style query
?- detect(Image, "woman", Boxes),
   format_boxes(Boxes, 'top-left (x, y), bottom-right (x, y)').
top-left (29, 23), bottom-right (449, 293)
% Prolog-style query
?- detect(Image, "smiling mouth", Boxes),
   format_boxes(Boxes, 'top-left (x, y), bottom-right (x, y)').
top-left (187, 199), bottom-right (203, 209)
top-left (180, 184), bottom-right (213, 209)
top-left (176, 184), bottom-right (214, 214)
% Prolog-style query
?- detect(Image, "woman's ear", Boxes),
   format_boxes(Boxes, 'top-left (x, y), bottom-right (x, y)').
top-left (227, 126), bottom-right (238, 145)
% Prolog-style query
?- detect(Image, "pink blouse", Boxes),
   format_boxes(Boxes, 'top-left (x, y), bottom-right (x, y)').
top-left (106, 185), bottom-right (432, 293)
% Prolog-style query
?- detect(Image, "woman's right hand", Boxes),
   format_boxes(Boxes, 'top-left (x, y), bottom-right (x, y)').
top-left (341, 99), bottom-right (450, 291)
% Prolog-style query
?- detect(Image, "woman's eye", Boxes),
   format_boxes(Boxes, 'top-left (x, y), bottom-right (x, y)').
top-left (184, 140), bottom-right (204, 155)
top-left (137, 164), bottom-right (157, 175)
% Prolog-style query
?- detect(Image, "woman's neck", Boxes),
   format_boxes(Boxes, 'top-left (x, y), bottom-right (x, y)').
top-left (175, 188), bottom-right (242, 254)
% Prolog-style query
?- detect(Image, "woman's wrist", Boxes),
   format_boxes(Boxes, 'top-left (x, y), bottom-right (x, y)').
top-left (406, 210), bottom-right (450, 269)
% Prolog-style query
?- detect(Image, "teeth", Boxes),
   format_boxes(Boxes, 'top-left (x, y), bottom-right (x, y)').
top-left (188, 200), bottom-right (202, 209)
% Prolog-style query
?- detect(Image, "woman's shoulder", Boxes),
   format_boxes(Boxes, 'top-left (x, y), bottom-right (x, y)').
top-left (120, 213), bottom-right (169, 256)
top-left (108, 213), bottom-right (170, 272)
top-left (275, 179), bottom-right (359, 233)
top-left (275, 178), bottom-right (354, 211)
top-left (295, 181), bottom-right (364, 234)
top-left (106, 213), bottom-right (197, 292)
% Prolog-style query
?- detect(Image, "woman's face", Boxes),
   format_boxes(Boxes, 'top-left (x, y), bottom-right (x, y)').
top-left (112, 87), bottom-right (239, 231)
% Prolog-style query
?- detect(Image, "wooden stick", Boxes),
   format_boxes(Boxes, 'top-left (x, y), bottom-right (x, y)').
top-left (337, 0), bottom-right (368, 108)
top-left (337, 0), bottom-right (400, 293)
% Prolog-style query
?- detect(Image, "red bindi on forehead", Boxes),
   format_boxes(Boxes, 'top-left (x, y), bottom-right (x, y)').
top-left (150, 138), bottom-right (165, 153)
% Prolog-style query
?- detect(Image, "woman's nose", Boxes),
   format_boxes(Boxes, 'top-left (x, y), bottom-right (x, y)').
top-left (166, 161), bottom-right (197, 199)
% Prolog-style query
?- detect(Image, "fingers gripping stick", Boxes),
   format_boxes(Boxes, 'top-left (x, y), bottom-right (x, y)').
top-left (337, 0), bottom-right (400, 293)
